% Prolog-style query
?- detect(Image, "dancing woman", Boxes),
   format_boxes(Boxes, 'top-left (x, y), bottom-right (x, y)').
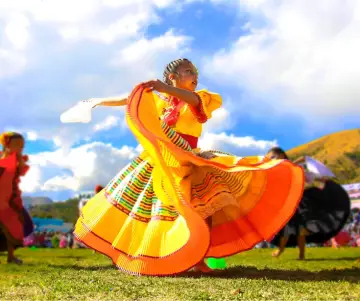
top-left (72, 58), bottom-right (304, 275)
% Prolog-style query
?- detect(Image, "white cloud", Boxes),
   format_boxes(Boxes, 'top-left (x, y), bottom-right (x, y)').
top-left (4, 13), bottom-right (30, 50)
top-left (0, 49), bottom-right (27, 78)
top-left (0, 0), bottom-right (194, 79)
top-left (42, 176), bottom-right (79, 192)
top-left (114, 30), bottom-right (191, 66)
top-left (20, 132), bottom-right (276, 198)
top-left (26, 131), bottom-right (38, 141)
top-left (0, 0), bottom-right (209, 156)
top-left (52, 137), bottom-right (62, 148)
top-left (0, 0), bottom-right (180, 46)
top-left (93, 115), bottom-right (121, 132)
top-left (0, 16), bottom-right (192, 149)
top-left (21, 142), bottom-right (141, 194)
top-left (204, 0), bottom-right (360, 121)
top-left (110, 30), bottom-right (192, 82)
top-left (58, 26), bottom-right (80, 41)
top-left (199, 132), bottom-right (277, 156)
top-left (202, 107), bottom-right (232, 133)
top-left (19, 165), bottom-right (42, 193)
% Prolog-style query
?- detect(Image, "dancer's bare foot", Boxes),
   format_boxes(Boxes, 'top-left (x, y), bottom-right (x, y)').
top-left (192, 261), bottom-right (213, 273)
top-left (272, 249), bottom-right (284, 258)
top-left (7, 257), bottom-right (23, 265)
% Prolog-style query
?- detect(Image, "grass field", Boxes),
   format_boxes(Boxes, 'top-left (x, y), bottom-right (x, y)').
top-left (1, 247), bottom-right (359, 301)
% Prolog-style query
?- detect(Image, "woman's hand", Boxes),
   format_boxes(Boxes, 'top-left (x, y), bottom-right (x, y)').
top-left (198, 151), bottom-right (217, 160)
top-left (88, 98), bottom-right (128, 107)
top-left (141, 79), bottom-right (200, 106)
top-left (78, 98), bottom-right (100, 108)
top-left (141, 79), bottom-right (170, 93)
top-left (293, 156), bottom-right (306, 164)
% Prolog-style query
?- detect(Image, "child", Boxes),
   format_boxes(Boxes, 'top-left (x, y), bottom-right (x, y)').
top-left (267, 147), bottom-right (350, 260)
top-left (72, 58), bottom-right (305, 275)
top-left (59, 233), bottom-right (68, 248)
top-left (0, 132), bottom-right (33, 264)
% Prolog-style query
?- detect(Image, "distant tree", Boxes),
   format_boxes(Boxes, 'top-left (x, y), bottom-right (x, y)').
top-left (29, 197), bottom-right (81, 223)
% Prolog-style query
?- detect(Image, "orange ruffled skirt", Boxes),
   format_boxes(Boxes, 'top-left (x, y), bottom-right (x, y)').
top-left (74, 85), bottom-right (304, 276)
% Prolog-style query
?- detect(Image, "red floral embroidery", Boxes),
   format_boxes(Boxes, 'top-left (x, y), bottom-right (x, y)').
top-left (162, 97), bottom-right (185, 127)
top-left (188, 93), bottom-right (207, 123)
top-left (161, 93), bottom-right (207, 126)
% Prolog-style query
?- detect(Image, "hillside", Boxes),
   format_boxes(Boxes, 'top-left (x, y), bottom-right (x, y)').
top-left (287, 128), bottom-right (360, 184)
top-left (23, 196), bottom-right (53, 208)
top-left (28, 194), bottom-right (93, 224)
top-left (28, 197), bottom-right (80, 224)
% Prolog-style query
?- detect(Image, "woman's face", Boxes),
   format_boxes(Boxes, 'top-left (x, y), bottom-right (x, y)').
top-left (171, 61), bottom-right (198, 91)
top-left (6, 137), bottom-right (25, 154)
top-left (266, 151), bottom-right (286, 160)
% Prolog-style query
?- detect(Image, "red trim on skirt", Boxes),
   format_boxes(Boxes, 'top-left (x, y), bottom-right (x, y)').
top-left (178, 133), bottom-right (198, 149)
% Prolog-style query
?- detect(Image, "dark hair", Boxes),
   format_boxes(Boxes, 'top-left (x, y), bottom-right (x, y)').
top-left (267, 146), bottom-right (289, 160)
top-left (95, 185), bottom-right (104, 193)
top-left (0, 132), bottom-right (24, 151)
top-left (163, 58), bottom-right (193, 85)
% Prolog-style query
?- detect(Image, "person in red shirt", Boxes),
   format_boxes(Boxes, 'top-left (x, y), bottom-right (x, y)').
top-left (0, 132), bottom-right (34, 264)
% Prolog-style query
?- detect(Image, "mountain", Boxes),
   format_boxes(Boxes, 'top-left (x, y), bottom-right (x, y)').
top-left (23, 196), bottom-right (53, 208)
top-left (27, 194), bottom-right (92, 224)
top-left (28, 197), bottom-right (80, 224)
top-left (287, 128), bottom-right (360, 184)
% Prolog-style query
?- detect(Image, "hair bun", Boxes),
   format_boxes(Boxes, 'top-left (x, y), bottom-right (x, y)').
top-left (0, 133), bottom-right (6, 147)
top-left (95, 185), bottom-right (104, 193)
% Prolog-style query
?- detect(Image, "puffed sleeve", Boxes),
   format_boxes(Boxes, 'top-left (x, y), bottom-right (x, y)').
top-left (18, 154), bottom-right (30, 176)
top-left (188, 90), bottom-right (222, 123)
top-left (19, 164), bottom-right (30, 176)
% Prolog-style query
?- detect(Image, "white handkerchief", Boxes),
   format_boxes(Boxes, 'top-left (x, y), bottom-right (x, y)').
top-left (60, 99), bottom-right (103, 123)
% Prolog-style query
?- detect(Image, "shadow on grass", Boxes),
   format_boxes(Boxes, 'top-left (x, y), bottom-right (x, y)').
top-left (46, 264), bottom-right (117, 271)
top-left (178, 265), bottom-right (360, 283)
top-left (303, 257), bottom-right (359, 262)
top-left (40, 257), bottom-right (360, 283)
top-left (53, 255), bottom-right (85, 260)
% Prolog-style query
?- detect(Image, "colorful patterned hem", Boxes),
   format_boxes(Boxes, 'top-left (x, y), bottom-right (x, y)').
top-left (74, 84), bottom-right (305, 276)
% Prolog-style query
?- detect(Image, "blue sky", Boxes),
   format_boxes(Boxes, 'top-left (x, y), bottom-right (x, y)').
top-left (1, 0), bottom-right (359, 201)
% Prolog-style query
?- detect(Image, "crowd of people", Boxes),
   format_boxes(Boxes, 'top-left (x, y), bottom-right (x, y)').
top-left (21, 212), bottom-right (359, 249)
top-left (254, 208), bottom-right (360, 249)
top-left (23, 231), bottom-right (76, 249)
top-left (18, 207), bottom-right (360, 250)
top-left (0, 58), bottom-right (356, 275)
top-left (328, 208), bottom-right (360, 247)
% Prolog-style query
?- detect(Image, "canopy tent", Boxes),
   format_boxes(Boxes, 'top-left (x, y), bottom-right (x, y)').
top-left (342, 182), bottom-right (360, 200)
top-left (32, 218), bottom-right (72, 232)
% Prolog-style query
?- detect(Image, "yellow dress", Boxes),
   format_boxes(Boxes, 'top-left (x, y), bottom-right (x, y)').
top-left (74, 84), bottom-right (304, 276)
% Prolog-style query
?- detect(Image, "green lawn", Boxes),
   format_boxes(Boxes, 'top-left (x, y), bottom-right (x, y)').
top-left (0, 247), bottom-right (359, 300)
